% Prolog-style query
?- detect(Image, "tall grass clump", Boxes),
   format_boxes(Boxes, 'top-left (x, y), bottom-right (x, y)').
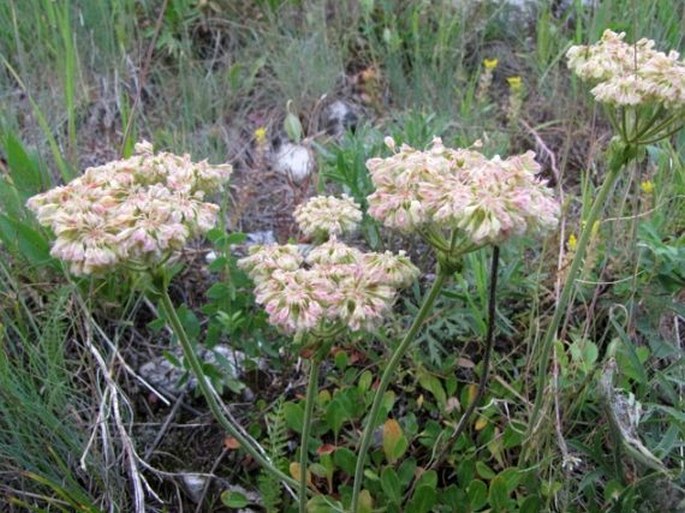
top-left (0, 277), bottom-right (115, 510)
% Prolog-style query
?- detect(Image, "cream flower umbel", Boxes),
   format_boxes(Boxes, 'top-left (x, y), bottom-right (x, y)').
top-left (238, 237), bottom-right (419, 335)
top-left (567, 29), bottom-right (685, 110)
top-left (366, 137), bottom-right (559, 247)
top-left (294, 194), bottom-right (363, 239)
top-left (27, 141), bottom-right (232, 275)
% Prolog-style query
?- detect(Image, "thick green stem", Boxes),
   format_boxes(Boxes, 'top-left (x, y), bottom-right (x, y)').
top-left (350, 268), bottom-right (450, 513)
top-left (157, 288), bottom-right (300, 492)
top-left (524, 146), bottom-right (629, 459)
top-left (299, 359), bottom-right (320, 513)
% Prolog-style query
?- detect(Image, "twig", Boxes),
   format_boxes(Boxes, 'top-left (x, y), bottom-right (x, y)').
top-left (81, 314), bottom-right (147, 513)
top-left (74, 294), bottom-right (164, 510)
top-left (194, 448), bottom-right (230, 513)
top-left (88, 300), bottom-right (170, 406)
top-left (144, 392), bottom-right (187, 460)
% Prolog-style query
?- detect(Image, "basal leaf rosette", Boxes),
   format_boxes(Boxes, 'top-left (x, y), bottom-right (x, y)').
top-left (366, 137), bottom-right (559, 251)
top-left (238, 235), bottom-right (419, 337)
top-left (27, 141), bottom-right (232, 275)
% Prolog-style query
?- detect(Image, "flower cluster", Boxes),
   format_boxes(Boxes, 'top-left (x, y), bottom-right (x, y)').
top-left (238, 237), bottom-right (419, 335)
top-left (566, 29), bottom-right (685, 109)
top-left (293, 194), bottom-right (362, 238)
top-left (27, 141), bottom-right (232, 275)
top-left (366, 137), bottom-right (559, 245)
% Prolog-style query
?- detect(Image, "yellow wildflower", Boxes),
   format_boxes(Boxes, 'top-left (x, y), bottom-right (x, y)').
top-left (640, 180), bottom-right (654, 194)
top-left (507, 76), bottom-right (523, 91)
top-left (483, 58), bottom-right (498, 70)
top-left (567, 233), bottom-right (577, 251)
top-left (254, 127), bottom-right (267, 145)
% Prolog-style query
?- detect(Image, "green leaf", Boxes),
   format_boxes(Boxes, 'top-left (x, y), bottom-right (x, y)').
top-left (358, 370), bottom-right (373, 393)
top-left (497, 468), bottom-right (522, 493)
top-left (221, 490), bottom-right (250, 508)
top-left (406, 484), bottom-right (437, 513)
top-left (206, 282), bottom-right (231, 301)
top-left (0, 214), bottom-right (52, 266)
top-left (475, 461), bottom-right (496, 480)
top-left (440, 484), bottom-right (462, 508)
top-left (326, 397), bottom-right (350, 437)
top-left (309, 463), bottom-right (328, 478)
top-left (418, 370), bottom-right (447, 410)
top-left (488, 475), bottom-right (510, 512)
top-left (207, 255), bottom-right (229, 272)
top-left (334, 350), bottom-right (349, 370)
top-left (520, 495), bottom-right (542, 513)
top-left (467, 479), bottom-right (488, 510)
top-left (382, 419), bottom-right (408, 464)
top-left (379, 390), bottom-right (396, 420)
top-left (224, 232), bottom-right (247, 245)
top-left (0, 175), bottom-right (23, 219)
top-left (176, 305), bottom-right (200, 340)
top-left (358, 490), bottom-right (373, 513)
top-left (284, 401), bottom-right (305, 433)
top-left (162, 350), bottom-right (182, 368)
top-left (381, 467), bottom-right (402, 505)
top-left (415, 469), bottom-right (438, 489)
top-left (457, 458), bottom-right (475, 484)
top-left (284, 100), bottom-right (303, 143)
top-left (603, 479), bottom-right (623, 503)
top-left (4, 132), bottom-right (48, 199)
top-left (397, 457), bottom-right (416, 487)
top-left (502, 422), bottom-right (525, 449)
top-left (306, 495), bottom-right (345, 513)
top-left (333, 447), bottom-right (356, 476)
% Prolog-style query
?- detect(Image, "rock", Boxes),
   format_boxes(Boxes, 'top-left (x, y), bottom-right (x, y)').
top-left (323, 99), bottom-right (359, 136)
top-left (273, 142), bottom-right (314, 183)
top-left (139, 344), bottom-right (254, 397)
top-left (181, 473), bottom-right (208, 503)
top-left (246, 230), bottom-right (276, 246)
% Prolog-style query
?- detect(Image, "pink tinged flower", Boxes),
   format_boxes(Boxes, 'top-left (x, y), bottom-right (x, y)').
top-left (192, 161), bottom-right (233, 193)
top-left (258, 269), bottom-right (329, 334)
top-left (330, 266), bottom-right (396, 332)
top-left (82, 245), bottom-right (119, 274)
top-left (567, 29), bottom-right (685, 110)
top-left (51, 238), bottom-right (85, 262)
top-left (125, 227), bottom-right (159, 254)
top-left (294, 194), bottom-right (362, 238)
top-left (237, 244), bottom-right (304, 283)
top-left (195, 203), bottom-right (219, 232)
top-left (157, 222), bottom-right (190, 248)
top-left (591, 76), bottom-right (645, 106)
top-left (26, 141), bottom-right (229, 275)
top-left (361, 250), bottom-right (420, 288)
top-left (305, 238), bottom-right (363, 266)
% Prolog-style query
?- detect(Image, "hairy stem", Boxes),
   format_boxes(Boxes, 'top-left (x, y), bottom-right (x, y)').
top-left (350, 267), bottom-right (450, 513)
